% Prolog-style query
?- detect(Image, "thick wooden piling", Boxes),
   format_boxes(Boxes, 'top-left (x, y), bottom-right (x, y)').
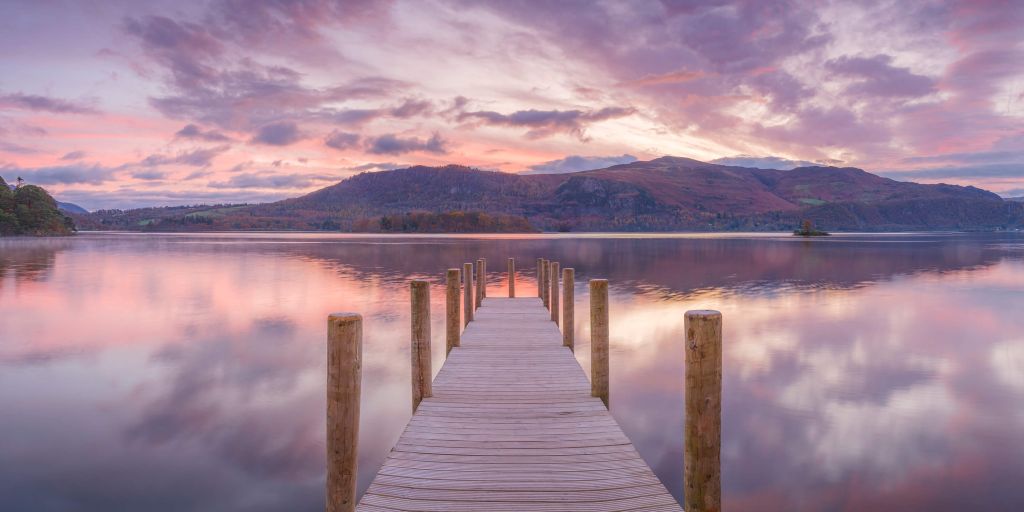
top-left (550, 261), bottom-right (560, 325)
top-left (563, 268), bottom-right (574, 351)
top-left (445, 269), bottom-right (460, 356)
top-left (462, 263), bottom-right (473, 327)
top-left (327, 313), bottom-right (361, 512)
top-left (475, 258), bottom-right (484, 308)
top-left (410, 280), bottom-right (432, 413)
top-left (508, 258), bottom-right (515, 297)
top-left (590, 279), bottom-right (609, 407)
top-left (684, 310), bottom-right (722, 512)
top-left (541, 258), bottom-right (549, 309)
top-left (536, 258), bottom-right (544, 298)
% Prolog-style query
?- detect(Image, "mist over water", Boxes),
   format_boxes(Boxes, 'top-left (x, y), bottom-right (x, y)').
top-left (2, 232), bottom-right (1023, 511)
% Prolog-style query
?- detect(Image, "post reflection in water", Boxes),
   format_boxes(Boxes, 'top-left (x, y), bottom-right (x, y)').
top-left (1, 232), bottom-right (1022, 511)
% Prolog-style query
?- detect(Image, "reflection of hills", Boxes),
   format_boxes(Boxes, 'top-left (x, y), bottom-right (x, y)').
top-left (140, 233), bottom-right (1021, 296)
top-left (0, 238), bottom-right (69, 283)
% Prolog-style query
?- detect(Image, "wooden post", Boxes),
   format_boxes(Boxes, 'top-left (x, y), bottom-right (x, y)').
top-left (590, 279), bottom-right (609, 407)
top-left (475, 258), bottom-right (484, 309)
top-left (537, 258), bottom-right (544, 298)
top-left (481, 258), bottom-right (487, 298)
top-left (327, 313), bottom-right (361, 512)
top-left (508, 258), bottom-right (515, 298)
top-left (541, 259), bottom-right (549, 309)
top-left (563, 268), bottom-right (574, 351)
top-left (462, 263), bottom-right (473, 327)
top-left (684, 310), bottom-right (722, 512)
top-left (410, 280), bottom-right (432, 413)
top-left (549, 261), bottom-right (560, 325)
top-left (445, 269), bottom-right (460, 356)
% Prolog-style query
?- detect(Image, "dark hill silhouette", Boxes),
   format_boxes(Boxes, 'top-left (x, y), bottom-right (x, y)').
top-left (74, 157), bottom-right (1024, 232)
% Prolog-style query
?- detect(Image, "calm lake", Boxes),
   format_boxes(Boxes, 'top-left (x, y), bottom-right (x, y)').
top-left (2, 232), bottom-right (1023, 511)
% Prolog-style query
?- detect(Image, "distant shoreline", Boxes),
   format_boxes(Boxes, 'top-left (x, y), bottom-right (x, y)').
top-left (52, 229), bottom-right (1019, 238)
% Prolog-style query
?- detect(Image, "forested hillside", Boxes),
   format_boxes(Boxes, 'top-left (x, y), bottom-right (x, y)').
top-left (73, 158), bottom-right (1024, 232)
top-left (1, 177), bottom-right (76, 236)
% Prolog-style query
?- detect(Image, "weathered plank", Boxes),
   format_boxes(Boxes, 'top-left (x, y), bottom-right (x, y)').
top-left (354, 297), bottom-right (681, 511)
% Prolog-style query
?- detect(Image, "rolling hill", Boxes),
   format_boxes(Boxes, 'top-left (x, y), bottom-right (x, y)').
top-left (74, 157), bottom-right (1024, 232)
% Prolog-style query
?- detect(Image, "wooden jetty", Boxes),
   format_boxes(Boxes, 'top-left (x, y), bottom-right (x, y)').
top-left (327, 259), bottom-right (722, 512)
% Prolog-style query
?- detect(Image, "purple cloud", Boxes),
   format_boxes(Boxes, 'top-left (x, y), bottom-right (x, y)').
top-left (0, 93), bottom-right (98, 114)
top-left (132, 170), bottom-right (167, 180)
top-left (0, 141), bottom-right (39, 155)
top-left (140, 146), bottom-right (230, 167)
top-left (324, 131), bottom-right (360, 150)
top-left (208, 171), bottom-right (335, 189)
top-left (203, 0), bottom-right (392, 56)
top-left (525, 154), bottom-right (638, 174)
top-left (365, 133), bottom-right (447, 155)
top-left (175, 124), bottom-right (232, 142)
top-left (458, 106), bottom-right (635, 139)
top-left (60, 151), bottom-right (87, 160)
top-left (321, 98), bottom-right (434, 126)
top-left (882, 164), bottom-right (1024, 180)
top-left (251, 122), bottom-right (304, 146)
top-left (0, 164), bottom-right (112, 185)
top-left (389, 98), bottom-right (432, 118)
top-left (754, 106), bottom-right (890, 151)
top-left (711, 155), bottom-right (820, 170)
top-left (122, 5), bottom-right (410, 134)
top-left (349, 162), bottom-right (402, 172)
top-left (123, 15), bottom-right (225, 89)
top-left (825, 55), bottom-right (936, 98)
top-left (673, 0), bottom-right (829, 73)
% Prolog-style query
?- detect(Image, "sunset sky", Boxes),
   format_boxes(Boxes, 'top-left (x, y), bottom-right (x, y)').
top-left (1, 0), bottom-right (1023, 210)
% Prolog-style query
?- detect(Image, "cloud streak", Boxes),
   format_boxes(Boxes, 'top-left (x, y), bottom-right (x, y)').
top-left (251, 122), bottom-right (304, 146)
top-left (0, 93), bottom-right (98, 114)
top-left (1, 164), bottom-right (113, 185)
top-left (525, 154), bottom-right (637, 174)
top-left (365, 133), bottom-right (447, 155)
top-left (458, 107), bottom-right (635, 140)
top-left (175, 124), bottom-right (232, 142)
top-left (141, 146), bottom-right (230, 167)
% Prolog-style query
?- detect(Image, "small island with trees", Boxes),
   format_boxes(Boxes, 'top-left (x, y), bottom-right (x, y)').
top-left (353, 211), bottom-right (537, 233)
top-left (794, 219), bottom-right (830, 237)
top-left (1, 176), bottom-right (76, 236)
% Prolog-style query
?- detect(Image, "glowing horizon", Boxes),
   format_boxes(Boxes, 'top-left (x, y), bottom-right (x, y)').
top-left (2, 1), bottom-right (1023, 210)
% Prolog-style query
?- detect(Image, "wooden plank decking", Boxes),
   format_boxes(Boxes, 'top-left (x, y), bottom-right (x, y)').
top-left (356, 297), bottom-right (682, 511)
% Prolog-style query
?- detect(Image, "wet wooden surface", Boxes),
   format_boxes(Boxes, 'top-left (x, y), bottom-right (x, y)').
top-left (355, 297), bottom-right (681, 512)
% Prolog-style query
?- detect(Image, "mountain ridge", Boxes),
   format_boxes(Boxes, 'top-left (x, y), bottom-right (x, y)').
top-left (73, 157), bottom-right (1024, 232)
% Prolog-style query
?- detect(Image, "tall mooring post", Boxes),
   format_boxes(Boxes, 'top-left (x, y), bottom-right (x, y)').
top-left (541, 259), bottom-right (549, 309)
top-left (475, 258), bottom-right (485, 309)
top-left (536, 258), bottom-right (544, 299)
top-left (462, 263), bottom-right (473, 327)
top-left (684, 310), bottom-right (722, 512)
top-left (562, 268), bottom-right (574, 351)
top-left (326, 313), bottom-right (361, 512)
top-left (410, 280), bottom-right (432, 413)
top-left (508, 257), bottom-right (515, 297)
top-left (549, 261), bottom-right (560, 325)
top-left (590, 279), bottom-right (609, 407)
top-left (445, 269), bottom-right (460, 356)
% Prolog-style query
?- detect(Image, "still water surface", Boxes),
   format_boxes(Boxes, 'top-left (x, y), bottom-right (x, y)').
top-left (1, 232), bottom-right (1023, 511)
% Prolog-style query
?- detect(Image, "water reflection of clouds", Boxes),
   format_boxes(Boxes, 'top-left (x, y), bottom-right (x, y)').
top-left (598, 259), bottom-right (1024, 510)
top-left (1, 233), bottom-right (1023, 511)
